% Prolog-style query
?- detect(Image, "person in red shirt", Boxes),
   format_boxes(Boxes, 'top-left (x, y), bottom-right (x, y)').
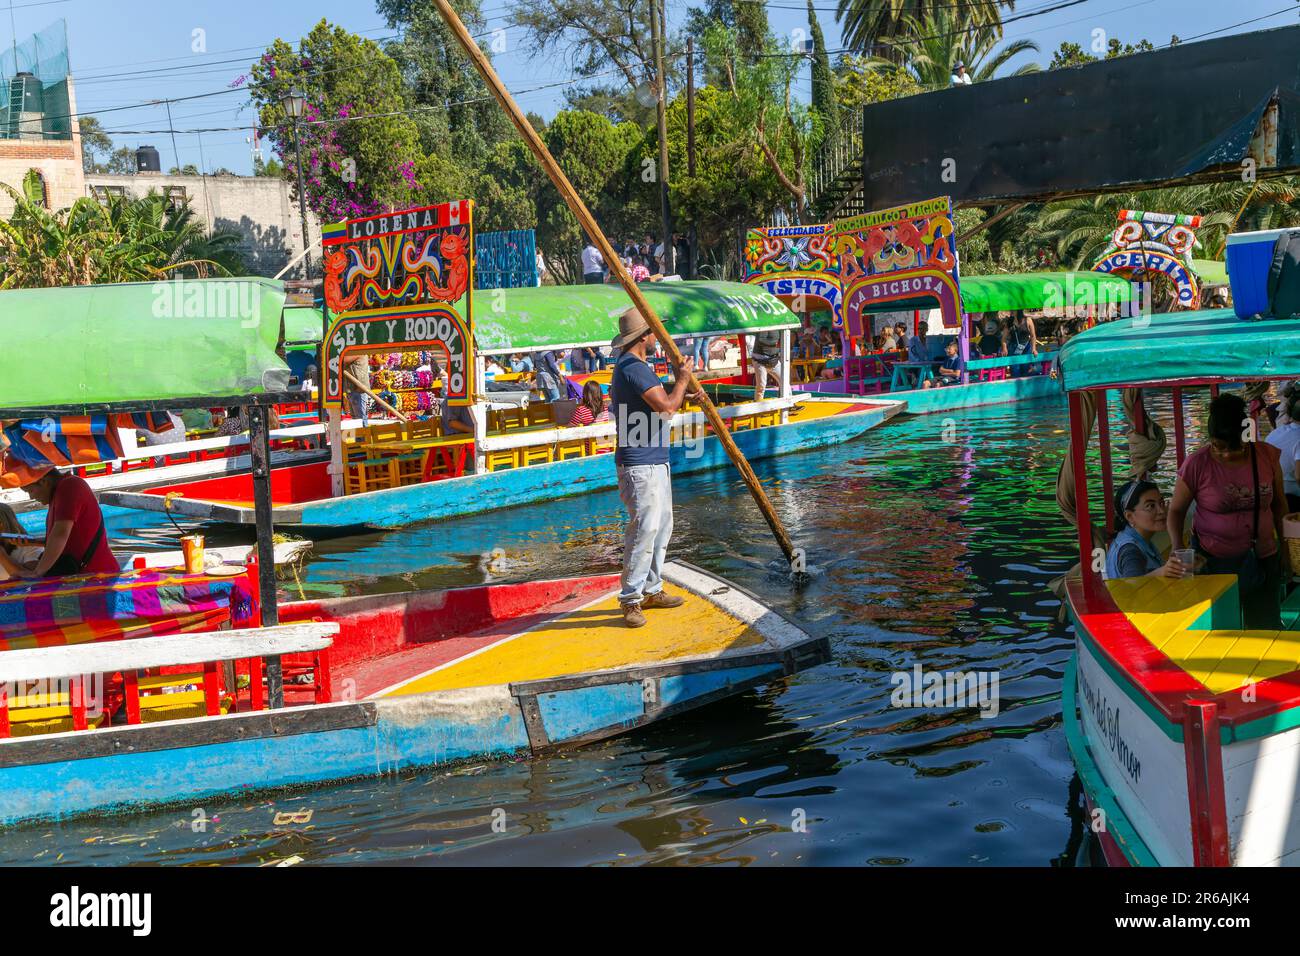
top-left (23, 468), bottom-right (119, 577)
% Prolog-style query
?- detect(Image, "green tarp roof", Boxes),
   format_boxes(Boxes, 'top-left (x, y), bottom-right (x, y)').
top-left (284, 305), bottom-right (325, 347)
top-left (1191, 258), bottom-right (1229, 286)
top-left (1059, 308), bottom-right (1300, 391)
top-left (0, 277), bottom-right (293, 413)
top-left (959, 271), bottom-right (1134, 314)
top-left (469, 281), bottom-right (798, 354)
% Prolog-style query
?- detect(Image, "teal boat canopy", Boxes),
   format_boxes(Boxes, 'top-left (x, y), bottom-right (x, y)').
top-left (1059, 308), bottom-right (1300, 391)
top-left (0, 277), bottom-right (295, 414)
top-left (469, 281), bottom-right (798, 355)
top-left (959, 272), bottom-right (1134, 315)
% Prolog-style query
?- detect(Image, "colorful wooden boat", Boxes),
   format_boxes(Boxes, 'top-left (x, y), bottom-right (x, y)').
top-left (101, 394), bottom-right (899, 528)
top-left (0, 561), bottom-right (826, 826)
top-left (1059, 308), bottom-right (1300, 866)
top-left (96, 279), bottom-right (902, 529)
top-left (0, 249), bottom-right (830, 826)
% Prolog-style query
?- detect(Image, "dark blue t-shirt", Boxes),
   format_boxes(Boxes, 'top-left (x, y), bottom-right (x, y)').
top-left (611, 352), bottom-right (668, 466)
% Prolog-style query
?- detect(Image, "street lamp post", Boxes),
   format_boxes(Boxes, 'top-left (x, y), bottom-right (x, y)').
top-left (280, 89), bottom-right (313, 278)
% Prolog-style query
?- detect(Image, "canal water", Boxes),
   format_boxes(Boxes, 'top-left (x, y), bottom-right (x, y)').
top-left (3, 394), bottom-right (1109, 866)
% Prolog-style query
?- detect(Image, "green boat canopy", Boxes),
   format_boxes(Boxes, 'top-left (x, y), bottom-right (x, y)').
top-left (1191, 258), bottom-right (1229, 287)
top-left (959, 272), bottom-right (1134, 315)
top-left (283, 305), bottom-right (325, 350)
top-left (0, 277), bottom-right (295, 414)
top-left (469, 281), bottom-right (798, 355)
top-left (1059, 308), bottom-right (1300, 391)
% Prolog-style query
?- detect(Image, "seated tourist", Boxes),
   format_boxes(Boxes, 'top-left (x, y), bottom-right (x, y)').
top-left (22, 468), bottom-right (120, 577)
top-left (978, 320), bottom-right (1004, 357)
top-left (1105, 479), bottom-right (1186, 580)
top-left (930, 340), bottom-right (962, 387)
top-left (568, 380), bottom-right (611, 427)
top-left (510, 353), bottom-right (533, 374)
top-left (906, 326), bottom-right (929, 364)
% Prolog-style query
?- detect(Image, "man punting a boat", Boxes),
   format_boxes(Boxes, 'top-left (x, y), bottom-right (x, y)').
top-left (609, 307), bottom-right (694, 628)
top-left (22, 467), bottom-right (118, 577)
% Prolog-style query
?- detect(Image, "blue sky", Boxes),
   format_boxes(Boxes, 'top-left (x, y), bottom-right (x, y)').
top-left (6, 0), bottom-right (1299, 175)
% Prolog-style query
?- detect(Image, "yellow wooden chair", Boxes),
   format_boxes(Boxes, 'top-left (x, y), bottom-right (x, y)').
top-left (554, 437), bottom-right (589, 461)
top-left (519, 443), bottom-right (553, 467)
top-left (526, 404), bottom-right (555, 427)
top-left (485, 448), bottom-right (521, 471)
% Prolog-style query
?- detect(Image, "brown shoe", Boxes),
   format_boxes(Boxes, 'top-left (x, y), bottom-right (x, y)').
top-left (622, 603), bottom-right (647, 628)
top-left (642, 590), bottom-right (685, 610)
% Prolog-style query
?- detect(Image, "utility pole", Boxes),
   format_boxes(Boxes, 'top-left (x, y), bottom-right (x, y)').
top-left (650, 0), bottom-right (673, 275)
top-left (686, 36), bottom-right (696, 280)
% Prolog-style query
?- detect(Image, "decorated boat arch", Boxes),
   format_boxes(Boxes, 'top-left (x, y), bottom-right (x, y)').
top-left (1091, 209), bottom-right (1204, 309)
top-left (742, 223), bottom-right (843, 326)
top-left (321, 201), bottom-right (477, 411)
top-left (832, 195), bottom-right (962, 337)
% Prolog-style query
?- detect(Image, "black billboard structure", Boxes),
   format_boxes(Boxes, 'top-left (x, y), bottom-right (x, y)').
top-left (859, 24), bottom-right (1300, 210)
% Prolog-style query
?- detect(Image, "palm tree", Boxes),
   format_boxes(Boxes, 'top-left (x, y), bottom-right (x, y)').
top-left (852, 8), bottom-right (1038, 92)
top-left (836, 0), bottom-right (1011, 58)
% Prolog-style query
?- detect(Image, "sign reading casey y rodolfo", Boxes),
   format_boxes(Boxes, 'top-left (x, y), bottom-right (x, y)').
top-left (321, 200), bottom-right (476, 407)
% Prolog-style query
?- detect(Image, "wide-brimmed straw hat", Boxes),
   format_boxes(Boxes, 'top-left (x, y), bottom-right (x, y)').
top-left (611, 306), bottom-right (652, 349)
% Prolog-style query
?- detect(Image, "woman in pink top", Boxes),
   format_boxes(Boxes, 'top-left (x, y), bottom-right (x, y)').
top-left (1168, 393), bottom-right (1289, 628)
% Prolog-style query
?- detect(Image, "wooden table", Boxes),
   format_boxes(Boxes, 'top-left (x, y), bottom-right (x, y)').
top-left (889, 361), bottom-right (937, 391)
top-left (360, 435), bottom-right (475, 481)
top-left (791, 358), bottom-right (829, 383)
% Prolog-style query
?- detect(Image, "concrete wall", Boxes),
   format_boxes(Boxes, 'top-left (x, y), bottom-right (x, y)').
top-left (82, 171), bottom-right (321, 277)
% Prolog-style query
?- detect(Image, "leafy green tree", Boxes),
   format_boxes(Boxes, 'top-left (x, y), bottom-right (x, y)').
top-left (665, 85), bottom-right (787, 278)
top-left (1048, 36), bottom-right (1167, 69)
top-left (704, 24), bottom-right (821, 220)
top-left (807, 0), bottom-right (839, 131)
top-left (252, 154), bottom-right (284, 177)
top-left (377, 0), bottom-right (512, 170)
top-left (836, 0), bottom-right (1009, 58)
top-left (77, 117), bottom-right (113, 173)
top-left (248, 20), bottom-right (436, 223)
top-left (834, 55), bottom-right (922, 112)
top-left (531, 110), bottom-right (647, 282)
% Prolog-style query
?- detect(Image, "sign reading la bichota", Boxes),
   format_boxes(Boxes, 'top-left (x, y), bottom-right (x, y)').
top-left (321, 200), bottom-right (476, 407)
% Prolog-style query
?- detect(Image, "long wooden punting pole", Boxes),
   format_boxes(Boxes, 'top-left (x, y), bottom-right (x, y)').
top-left (432, 0), bottom-right (798, 568)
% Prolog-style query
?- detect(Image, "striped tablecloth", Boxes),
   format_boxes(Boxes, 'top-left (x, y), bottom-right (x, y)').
top-left (0, 568), bottom-right (254, 651)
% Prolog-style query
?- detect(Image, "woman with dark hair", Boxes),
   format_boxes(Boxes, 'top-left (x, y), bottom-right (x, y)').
top-left (1104, 479), bottom-right (1186, 580)
top-left (1168, 392), bottom-right (1289, 628)
top-left (567, 379), bottom-right (610, 427)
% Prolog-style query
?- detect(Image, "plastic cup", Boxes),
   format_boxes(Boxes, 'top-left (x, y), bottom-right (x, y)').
top-left (181, 534), bottom-right (205, 574)
top-left (1174, 548), bottom-right (1196, 574)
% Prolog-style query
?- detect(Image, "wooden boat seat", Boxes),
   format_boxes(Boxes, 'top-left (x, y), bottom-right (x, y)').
top-left (0, 622), bottom-right (338, 737)
top-left (1103, 574), bottom-right (1300, 693)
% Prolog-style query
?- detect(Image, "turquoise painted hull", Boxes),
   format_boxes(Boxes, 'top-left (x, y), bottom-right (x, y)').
top-left (795, 374), bottom-right (1060, 415)
top-left (0, 565), bottom-right (828, 827)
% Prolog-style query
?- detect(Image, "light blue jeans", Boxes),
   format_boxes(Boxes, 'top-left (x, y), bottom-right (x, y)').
top-left (617, 463), bottom-right (674, 605)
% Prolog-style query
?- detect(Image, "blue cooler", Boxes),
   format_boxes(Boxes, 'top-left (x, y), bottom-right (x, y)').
top-left (1225, 228), bottom-right (1289, 318)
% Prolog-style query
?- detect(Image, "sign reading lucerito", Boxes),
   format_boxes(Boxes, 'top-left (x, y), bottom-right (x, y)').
top-left (321, 200), bottom-right (475, 408)
top-left (833, 196), bottom-right (960, 336)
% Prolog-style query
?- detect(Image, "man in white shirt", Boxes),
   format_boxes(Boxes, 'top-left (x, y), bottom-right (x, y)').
top-left (951, 62), bottom-right (973, 86)
top-left (581, 240), bottom-right (604, 284)
top-left (535, 249), bottom-right (546, 286)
